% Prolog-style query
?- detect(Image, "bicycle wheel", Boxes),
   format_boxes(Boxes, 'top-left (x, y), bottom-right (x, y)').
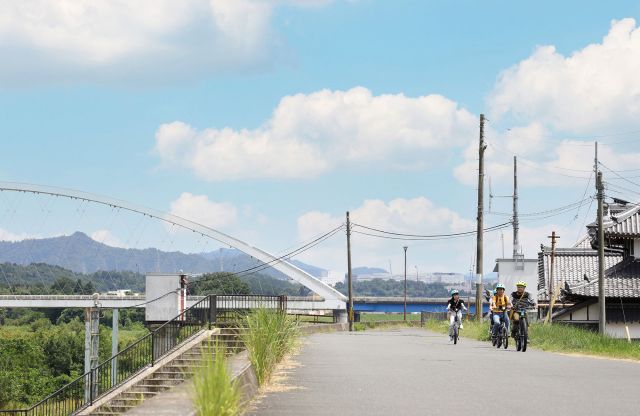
top-left (502, 325), bottom-right (509, 349)
top-left (496, 324), bottom-right (503, 348)
top-left (521, 319), bottom-right (528, 352)
top-left (453, 324), bottom-right (459, 345)
top-left (515, 322), bottom-right (522, 351)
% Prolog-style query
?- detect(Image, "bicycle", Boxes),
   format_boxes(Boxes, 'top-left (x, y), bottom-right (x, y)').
top-left (448, 311), bottom-right (462, 344)
top-left (512, 301), bottom-right (533, 352)
top-left (492, 312), bottom-right (509, 349)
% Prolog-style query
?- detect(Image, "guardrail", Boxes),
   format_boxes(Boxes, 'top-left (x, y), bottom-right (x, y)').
top-left (0, 294), bottom-right (286, 416)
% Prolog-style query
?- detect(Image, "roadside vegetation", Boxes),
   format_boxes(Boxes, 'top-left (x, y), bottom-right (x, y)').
top-left (359, 312), bottom-right (422, 322)
top-left (422, 318), bottom-right (640, 360)
top-left (241, 309), bottom-right (299, 385)
top-left (192, 341), bottom-right (241, 416)
top-left (0, 309), bottom-right (147, 410)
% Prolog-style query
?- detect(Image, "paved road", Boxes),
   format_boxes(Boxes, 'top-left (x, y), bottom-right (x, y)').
top-left (247, 327), bottom-right (640, 416)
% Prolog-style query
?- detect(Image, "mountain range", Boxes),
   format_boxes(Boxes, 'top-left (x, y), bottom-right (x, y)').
top-left (0, 232), bottom-right (328, 279)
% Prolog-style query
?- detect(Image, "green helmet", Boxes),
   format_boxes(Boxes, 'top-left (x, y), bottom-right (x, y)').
top-left (450, 289), bottom-right (459, 296)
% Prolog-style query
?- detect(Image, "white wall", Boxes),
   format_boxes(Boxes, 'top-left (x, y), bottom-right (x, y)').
top-left (634, 239), bottom-right (640, 258)
top-left (145, 273), bottom-right (180, 322)
top-left (495, 259), bottom-right (539, 302)
top-left (556, 302), bottom-right (640, 339)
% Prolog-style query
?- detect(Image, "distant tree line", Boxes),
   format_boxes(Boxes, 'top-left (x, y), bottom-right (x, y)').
top-left (334, 279), bottom-right (458, 297)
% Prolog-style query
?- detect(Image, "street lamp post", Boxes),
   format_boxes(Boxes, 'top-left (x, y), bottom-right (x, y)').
top-left (403, 246), bottom-right (408, 321)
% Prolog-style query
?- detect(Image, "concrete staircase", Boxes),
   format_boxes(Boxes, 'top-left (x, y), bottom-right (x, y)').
top-left (86, 328), bottom-right (243, 416)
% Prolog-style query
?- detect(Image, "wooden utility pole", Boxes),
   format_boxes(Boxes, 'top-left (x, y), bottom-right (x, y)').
top-left (475, 114), bottom-right (486, 320)
top-left (513, 156), bottom-right (519, 258)
top-left (545, 231), bottom-right (559, 324)
top-left (597, 171), bottom-right (606, 334)
top-left (346, 212), bottom-right (354, 331)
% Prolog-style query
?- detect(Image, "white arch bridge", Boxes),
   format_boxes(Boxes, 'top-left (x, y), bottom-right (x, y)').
top-left (0, 182), bottom-right (347, 312)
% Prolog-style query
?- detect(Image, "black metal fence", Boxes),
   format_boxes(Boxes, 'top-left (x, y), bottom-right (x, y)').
top-left (210, 294), bottom-right (286, 325)
top-left (0, 294), bottom-right (286, 416)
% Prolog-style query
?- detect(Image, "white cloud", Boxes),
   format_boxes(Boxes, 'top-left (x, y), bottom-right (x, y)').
top-left (295, 197), bottom-right (477, 272)
top-left (155, 87), bottom-right (477, 180)
top-left (295, 197), bottom-right (594, 274)
top-left (0, 228), bottom-right (38, 242)
top-left (489, 18), bottom-right (640, 133)
top-left (169, 192), bottom-right (237, 229)
top-left (0, 0), bottom-right (334, 85)
top-left (90, 229), bottom-right (126, 248)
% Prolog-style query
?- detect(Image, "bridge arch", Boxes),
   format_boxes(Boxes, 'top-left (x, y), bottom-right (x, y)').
top-left (0, 182), bottom-right (347, 309)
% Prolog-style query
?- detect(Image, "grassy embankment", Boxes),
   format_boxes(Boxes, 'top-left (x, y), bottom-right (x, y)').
top-left (422, 318), bottom-right (640, 360)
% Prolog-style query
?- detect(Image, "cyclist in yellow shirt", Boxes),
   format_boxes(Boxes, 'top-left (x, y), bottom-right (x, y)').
top-left (490, 283), bottom-right (512, 339)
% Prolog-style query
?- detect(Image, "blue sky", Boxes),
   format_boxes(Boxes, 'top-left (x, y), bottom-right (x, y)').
top-left (2, 1), bottom-right (640, 276)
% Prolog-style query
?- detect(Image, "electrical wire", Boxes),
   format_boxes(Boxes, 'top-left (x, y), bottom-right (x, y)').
top-left (488, 197), bottom-right (592, 218)
top-left (486, 141), bottom-right (593, 178)
top-left (599, 161), bottom-right (640, 189)
top-left (122, 288), bottom-right (180, 308)
top-left (350, 222), bottom-right (511, 241)
top-left (190, 224), bottom-right (345, 287)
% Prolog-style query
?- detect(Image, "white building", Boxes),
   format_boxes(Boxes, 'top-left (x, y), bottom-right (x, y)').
top-left (493, 256), bottom-right (539, 301)
top-left (320, 270), bottom-right (345, 287)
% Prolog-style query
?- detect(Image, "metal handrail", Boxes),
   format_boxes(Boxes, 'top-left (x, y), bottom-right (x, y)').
top-left (0, 294), bottom-right (286, 415)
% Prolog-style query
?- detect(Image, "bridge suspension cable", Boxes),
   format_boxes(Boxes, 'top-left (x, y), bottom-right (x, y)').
top-left (190, 224), bottom-right (345, 288)
top-left (0, 181), bottom-right (347, 307)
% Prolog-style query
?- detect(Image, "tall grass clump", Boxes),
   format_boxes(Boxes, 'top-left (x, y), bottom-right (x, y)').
top-left (241, 309), bottom-right (299, 385)
top-left (529, 323), bottom-right (640, 360)
top-left (192, 341), bottom-right (240, 416)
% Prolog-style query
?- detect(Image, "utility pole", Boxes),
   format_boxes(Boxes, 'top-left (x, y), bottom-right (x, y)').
top-left (545, 231), bottom-right (559, 324)
top-left (403, 246), bottom-right (408, 321)
top-left (513, 156), bottom-right (519, 258)
top-left (475, 114), bottom-right (486, 320)
top-left (346, 212), bottom-right (354, 331)
top-left (597, 171), bottom-right (606, 334)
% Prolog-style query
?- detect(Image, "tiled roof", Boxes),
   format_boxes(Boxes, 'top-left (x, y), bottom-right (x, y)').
top-left (587, 204), bottom-right (640, 238)
top-left (565, 258), bottom-right (640, 299)
top-left (537, 246), bottom-right (623, 301)
top-left (572, 235), bottom-right (592, 249)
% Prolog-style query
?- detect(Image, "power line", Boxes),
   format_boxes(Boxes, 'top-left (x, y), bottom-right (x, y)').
top-left (350, 222), bottom-right (511, 241)
top-left (491, 127), bottom-right (640, 146)
top-left (599, 161), bottom-right (640, 189)
top-left (486, 141), bottom-right (592, 178)
top-left (190, 224), bottom-right (344, 287)
top-left (124, 288), bottom-right (180, 308)
top-left (488, 197), bottom-right (592, 218)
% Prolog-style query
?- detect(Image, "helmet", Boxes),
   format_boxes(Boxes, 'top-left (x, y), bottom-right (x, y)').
top-left (450, 289), bottom-right (459, 296)
top-left (516, 281), bottom-right (527, 287)
top-left (496, 283), bottom-right (505, 290)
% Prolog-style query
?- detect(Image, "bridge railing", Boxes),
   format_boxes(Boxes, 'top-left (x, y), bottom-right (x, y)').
top-left (0, 294), bottom-right (286, 416)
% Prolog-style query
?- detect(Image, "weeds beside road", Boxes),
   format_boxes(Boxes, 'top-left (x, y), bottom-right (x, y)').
top-left (422, 318), bottom-right (640, 360)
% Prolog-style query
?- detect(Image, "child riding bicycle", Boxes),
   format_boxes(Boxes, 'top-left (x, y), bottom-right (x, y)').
top-left (490, 284), bottom-right (511, 339)
top-left (446, 289), bottom-right (467, 342)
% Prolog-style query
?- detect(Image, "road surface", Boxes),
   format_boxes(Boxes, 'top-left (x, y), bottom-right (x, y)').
top-left (247, 327), bottom-right (640, 416)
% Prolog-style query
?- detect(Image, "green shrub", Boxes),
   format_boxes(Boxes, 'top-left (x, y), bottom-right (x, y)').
top-left (192, 341), bottom-right (240, 416)
top-left (241, 309), bottom-right (298, 385)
